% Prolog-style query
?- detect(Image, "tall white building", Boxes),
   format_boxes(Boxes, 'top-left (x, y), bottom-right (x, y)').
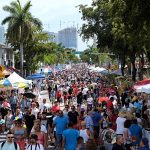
top-left (0, 26), bottom-right (5, 44)
top-left (58, 27), bottom-right (77, 50)
top-left (47, 32), bottom-right (58, 43)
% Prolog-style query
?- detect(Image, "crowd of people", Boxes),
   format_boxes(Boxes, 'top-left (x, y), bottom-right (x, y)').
top-left (0, 64), bottom-right (149, 150)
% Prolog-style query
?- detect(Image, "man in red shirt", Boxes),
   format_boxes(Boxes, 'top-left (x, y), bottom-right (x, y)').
top-left (56, 90), bottom-right (62, 103)
top-left (51, 101), bottom-right (60, 112)
top-left (107, 97), bottom-right (114, 112)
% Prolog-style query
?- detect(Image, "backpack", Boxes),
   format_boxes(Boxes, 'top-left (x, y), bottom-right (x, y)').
top-left (99, 129), bottom-right (116, 145)
top-left (27, 143), bottom-right (40, 150)
top-left (1, 141), bottom-right (17, 150)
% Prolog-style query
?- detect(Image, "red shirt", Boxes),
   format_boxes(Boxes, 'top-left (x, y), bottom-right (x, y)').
top-left (73, 87), bottom-right (79, 96)
top-left (51, 105), bottom-right (60, 112)
top-left (107, 100), bottom-right (113, 111)
top-left (56, 91), bottom-right (61, 98)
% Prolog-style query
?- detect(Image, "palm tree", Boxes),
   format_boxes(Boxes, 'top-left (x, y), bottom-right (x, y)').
top-left (2, 0), bottom-right (42, 76)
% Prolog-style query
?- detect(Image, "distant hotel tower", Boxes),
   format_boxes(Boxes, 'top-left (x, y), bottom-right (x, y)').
top-left (58, 27), bottom-right (77, 50)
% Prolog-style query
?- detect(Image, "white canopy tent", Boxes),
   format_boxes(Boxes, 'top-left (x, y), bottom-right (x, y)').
top-left (89, 66), bottom-right (107, 72)
top-left (8, 72), bottom-right (32, 85)
top-left (136, 84), bottom-right (150, 94)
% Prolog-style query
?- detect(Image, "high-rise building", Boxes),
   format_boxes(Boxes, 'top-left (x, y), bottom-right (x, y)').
top-left (0, 26), bottom-right (5, 44)
top-left (46, 31), bottom-right (58, 43)
top-left (58, 27), bottom-right (77, 50)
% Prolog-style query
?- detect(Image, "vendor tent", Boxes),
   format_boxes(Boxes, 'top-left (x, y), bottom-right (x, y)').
top-left (8, 72), bottom-right (32, 84)
top-left (135, 84), bottom-right (150, 93)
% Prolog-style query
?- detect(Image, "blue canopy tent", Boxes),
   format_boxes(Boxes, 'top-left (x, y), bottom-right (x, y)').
top-left (27, 73), bottom-right (45, 80)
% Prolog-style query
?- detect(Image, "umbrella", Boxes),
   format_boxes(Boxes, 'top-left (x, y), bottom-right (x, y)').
top-left (0, 78), bottom-right (12, 87)
top-left (23, 92), bottom-right (36, 99)
top-left (99, 97), bottom-right (109, 102)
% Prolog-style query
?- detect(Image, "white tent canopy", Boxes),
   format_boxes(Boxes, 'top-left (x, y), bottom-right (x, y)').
top-left (8, 72), bottom-right (32, 84)
top-left (136, 84), bottom-right (150, 93)
top-left (95, 67), bottom-right (106, 72)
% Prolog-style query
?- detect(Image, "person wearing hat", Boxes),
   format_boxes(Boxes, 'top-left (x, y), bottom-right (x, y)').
top-left (26, 134), bottom-right (44, 150)
top-left (130, 138), bottom-right (149, 150)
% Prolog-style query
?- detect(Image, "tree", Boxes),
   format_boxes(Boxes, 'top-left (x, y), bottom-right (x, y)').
top-left (2, 0), bottom-right (42, 76)
top-left (79, 0), bottom-right (150, 81)
top-left (110, 0), bottom-right (150, 80)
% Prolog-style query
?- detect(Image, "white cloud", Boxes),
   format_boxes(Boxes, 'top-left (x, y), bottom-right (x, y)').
top-left (0, 0), bottom-right (93, 50)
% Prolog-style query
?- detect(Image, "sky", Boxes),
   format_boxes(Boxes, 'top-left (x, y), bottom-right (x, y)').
top-left (0, 0), bottom-right (93, 51)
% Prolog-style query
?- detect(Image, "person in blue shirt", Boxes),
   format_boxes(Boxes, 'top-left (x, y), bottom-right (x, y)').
top-left (92, 109), bottom-right (102, 139)
top-left (130, 137), bottom-right (149, 150)
top-left (129, 119), bottom-right (142, 146)
top-left (62, 122), bottom-right (79, 150)
top-left (53, 110), bottom-right (68, 149)
top-left (134, 99), bottom-right (141, 113)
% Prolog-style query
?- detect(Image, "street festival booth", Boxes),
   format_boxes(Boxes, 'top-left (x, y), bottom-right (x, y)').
top-left (134, 79), bottom-right (150, 146)
top-left (7, 72), bottom-right (32, 89)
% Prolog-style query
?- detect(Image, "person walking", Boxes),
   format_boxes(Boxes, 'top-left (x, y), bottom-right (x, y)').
top-left (11, 119), bottom-right (27, 150)
top-left (112, 135), bottom-right (125, 150)
top-left (53, 110), bottom-right (68, 149)
top-left (129, 119), bottom-right (142, 149)
top-left (62, 122), bottom-right (79, 150)
top-left (26, 134), bottom-right (44, 150)
top-left (130, 137), bottom-right (150, 150)
top-left (0, 131), bottom-right (20, 150)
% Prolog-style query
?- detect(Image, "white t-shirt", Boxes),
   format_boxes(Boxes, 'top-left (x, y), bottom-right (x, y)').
top-left (39, 103), bottom-right (50, 112)
top-left (26, 143), bottom-right (44, 150)
top-left (31, 108), bottom-right (39, 119)
top-left (82, 87), bottom-right (88, 95)
top-left (31, 124), bottom-right (47, 134)
top-left (116, 117), bottom-right (126, 134)
top-left (87, 97), bottom-right (93, 105)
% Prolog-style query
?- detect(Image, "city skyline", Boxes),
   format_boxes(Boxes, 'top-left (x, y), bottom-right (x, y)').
top-left (0, 0), bottom-right (93, 51)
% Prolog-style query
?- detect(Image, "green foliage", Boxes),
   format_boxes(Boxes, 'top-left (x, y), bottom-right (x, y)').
top-left (2, 0), bottom-right (42, 44)
top-left (79, 0), bottom-right (150, 80)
